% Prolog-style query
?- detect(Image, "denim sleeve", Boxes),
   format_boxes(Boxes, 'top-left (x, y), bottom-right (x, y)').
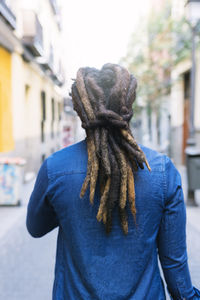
top-left (26, 159), bottom-right (58, 238)
top-left (157, 156), bottom-right (200, 300)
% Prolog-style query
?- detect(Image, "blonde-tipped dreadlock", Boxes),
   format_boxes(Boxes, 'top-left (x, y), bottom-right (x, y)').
top-left (71, 63), bottom-right (151, 235)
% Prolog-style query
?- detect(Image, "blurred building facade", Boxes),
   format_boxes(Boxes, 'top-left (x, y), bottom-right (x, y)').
top-left (170, 0), bottom-right (200, 164)
top-left (125, 0), bottom-right (172, 157)
top-left (124, 0), bottom-right (200, 165)
top-left (0, 0), bottom-right (66, 172)
top-left (149, 0), bottom-right (200, 165)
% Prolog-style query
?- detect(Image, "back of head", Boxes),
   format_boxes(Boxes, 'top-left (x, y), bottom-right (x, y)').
top-left (71, 63), bottom-right (151, 235)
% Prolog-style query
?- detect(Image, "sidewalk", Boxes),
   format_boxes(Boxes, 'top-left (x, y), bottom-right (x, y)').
top-left (177, 165), bottom-right (200, 234)
top-left (0, 179), bottom-right (35, 241)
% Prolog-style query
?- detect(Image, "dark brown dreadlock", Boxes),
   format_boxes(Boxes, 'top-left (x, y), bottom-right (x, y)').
top-left (71, 63), bottom-right (151, 235)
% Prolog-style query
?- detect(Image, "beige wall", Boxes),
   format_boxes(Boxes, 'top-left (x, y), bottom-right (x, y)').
top-left (170, 59), bottom-right (191, 128)
top-left (170, 43), bottom-right (200, 131)
top-left (11, 52), bottom-right (62, 141)
top-left (171, 0), bottom-right (200, 131)
top-left (11, 0), bottom-right (63, 69)
top-left (10, 51), bottom-right (63, 171)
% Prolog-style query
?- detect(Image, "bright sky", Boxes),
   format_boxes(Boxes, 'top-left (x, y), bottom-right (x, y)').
top-left (62, 0), bottom-right (150, 84)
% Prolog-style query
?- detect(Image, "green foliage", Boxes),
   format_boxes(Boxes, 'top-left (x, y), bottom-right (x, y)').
top-left (120, 3), bottom-right (198, 111)
top-left (172, 17), bottom-right (192, 64)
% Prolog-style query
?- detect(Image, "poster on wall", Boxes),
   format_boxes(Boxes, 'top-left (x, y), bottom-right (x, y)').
top-left (0, 158), bottom-right (25, 205)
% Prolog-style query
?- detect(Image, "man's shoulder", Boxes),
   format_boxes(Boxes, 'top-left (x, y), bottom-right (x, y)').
top-left (140, 144), bottom-right (166, 172)
top-left (52, 139), bottom-right (86, 158)
top-left (45, 141), bottom-right (168, 176)
top-left (46, 140), bottom-right (87, 177)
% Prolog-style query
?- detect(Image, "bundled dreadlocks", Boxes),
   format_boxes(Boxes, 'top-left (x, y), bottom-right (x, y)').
top-left (71, 63), bottom-right (151, 235)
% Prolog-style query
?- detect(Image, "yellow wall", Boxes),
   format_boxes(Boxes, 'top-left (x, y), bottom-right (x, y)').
top-left (0, 46), bottom-right (14, 152)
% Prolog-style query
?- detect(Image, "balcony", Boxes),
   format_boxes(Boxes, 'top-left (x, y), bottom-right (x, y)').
top-left (22, 10), bottom-right (43, 57)
top-left (36, 44), bottom-right (65, 86)
top-left (51, 72), bottom-right (65, 87)
top-left (37, 56), bottom-right (53, 73)
top-left (0, 0), bottom-right (16, 30)
top-left (51, 60), bottom-right (65, 86)
top-left (49, 0), bottom-right (62, 30)
top-left (37, 43), bottom-right (54, 73)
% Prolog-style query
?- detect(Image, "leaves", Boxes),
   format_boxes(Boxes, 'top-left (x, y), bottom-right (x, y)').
top-left (120, 2), bottom-right (200, 112)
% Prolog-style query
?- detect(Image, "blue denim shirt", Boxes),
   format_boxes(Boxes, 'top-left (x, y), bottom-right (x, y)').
top-left (26, 140), bottom-right (200, 300)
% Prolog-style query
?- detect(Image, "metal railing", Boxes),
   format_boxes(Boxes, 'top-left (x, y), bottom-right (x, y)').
top-left (49, 0), bottom-right (58, 15)
top-left (22, 10), bottom-right (43, 57)
top-left (0, 0), bottom-right (16, 30)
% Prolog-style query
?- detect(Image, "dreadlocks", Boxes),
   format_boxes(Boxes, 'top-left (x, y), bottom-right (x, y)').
top-left (71, 63), bottom-right (151, 235)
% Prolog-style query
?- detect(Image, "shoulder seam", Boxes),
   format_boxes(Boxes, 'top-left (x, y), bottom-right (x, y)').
top-left (48, 170), bottom-right (86, 181)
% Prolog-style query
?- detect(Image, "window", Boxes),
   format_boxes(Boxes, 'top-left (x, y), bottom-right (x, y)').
top-left (25, 84), bottom-right (30, 101)
top-left (51, 98), bottom-right (55, 121)
top-left (58, 102), bottom-right (61, 121)
top-left (184, 71), bottom-right (191, 100)
top-left (51, 98), bottom-right (55, 138)
top-left (41, 91), bottom-right (46, 142)
top-left (41, 91), bottom-right (46, 121)
top-left (41, 121), bottom-right (45, 142)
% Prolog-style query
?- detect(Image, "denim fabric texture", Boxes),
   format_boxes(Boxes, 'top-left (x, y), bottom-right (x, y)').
top-left (26, 140), bottom-right (200, 300)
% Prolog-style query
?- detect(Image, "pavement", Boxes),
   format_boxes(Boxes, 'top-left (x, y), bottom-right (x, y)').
top-left (178, 165), bottom-right (200, 236)
top-left (0, 167), bottom-right (199, 299)
top-left (177, 165), bottom-right (200, 289)
top-left (0, 179), bottom-right (35, 240)
top-left (0, 178), bottom-right (58, 300)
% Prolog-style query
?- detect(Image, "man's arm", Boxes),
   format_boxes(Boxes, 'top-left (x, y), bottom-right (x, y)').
top-left (26, 159), bottom-right (58, 238)
top-left (157, 156), bottom-right (200, 299)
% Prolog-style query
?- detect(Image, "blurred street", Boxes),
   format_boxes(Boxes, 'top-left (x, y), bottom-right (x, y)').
top-left (0, 168), bottom-right (199, 300)
top-left (179, 166), bottom-right (200, 288)
top-left (0, 179), bottom-right (57, 300)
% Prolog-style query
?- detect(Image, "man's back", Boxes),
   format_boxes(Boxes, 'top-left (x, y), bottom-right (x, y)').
top-left (27, 140), bottom-right (198, 299)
